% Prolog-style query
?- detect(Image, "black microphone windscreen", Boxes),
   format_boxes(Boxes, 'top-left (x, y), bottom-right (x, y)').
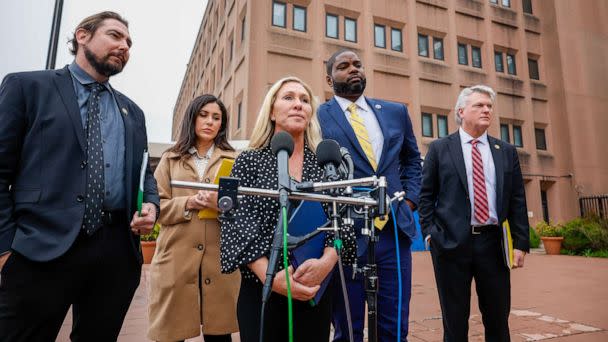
top-left (271, 131), bottom-right (294, 156)
top-left (316, 139), bottom-right (342, 167)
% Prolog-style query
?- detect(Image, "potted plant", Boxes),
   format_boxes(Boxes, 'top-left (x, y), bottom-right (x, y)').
top-left (535, 221), bottom-right (563, 255)
top-left (140, 223), bottom-right (160, 264)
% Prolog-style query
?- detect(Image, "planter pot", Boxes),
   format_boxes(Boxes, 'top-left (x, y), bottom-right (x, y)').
top-left (141, 241), bottom-right (156, 264)
top-left (541, 236), bottom-right (563, 255)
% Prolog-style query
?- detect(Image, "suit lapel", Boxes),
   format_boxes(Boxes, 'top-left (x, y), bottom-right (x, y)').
top-left (53, 67), bottom-right (86, 153)
top-left (447, 133), bottom-right (469, 194)
top-left (366, 98), bottom-right (390, 173)
top-left (326, 99), bottom-right (370, 169)
top-left (488, 136), bottom-right (504, 215)
top-left (115, 93), bottom-right (134, 211)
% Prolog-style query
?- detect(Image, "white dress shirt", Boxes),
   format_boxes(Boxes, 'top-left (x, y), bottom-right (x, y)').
top-left (459, 128), bottom-right (498, 225)
top-left (334, 95), bottom-right (384, 162)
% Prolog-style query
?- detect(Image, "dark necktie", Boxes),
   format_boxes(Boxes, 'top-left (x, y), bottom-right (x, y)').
top-left (83, 83), bottom-right (105, 235)
top-left (471, 139), bottom-right (489, 224)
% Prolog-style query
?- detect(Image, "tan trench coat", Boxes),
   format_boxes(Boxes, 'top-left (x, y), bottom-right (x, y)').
top-left (147, 148), bottom-right (240, 341)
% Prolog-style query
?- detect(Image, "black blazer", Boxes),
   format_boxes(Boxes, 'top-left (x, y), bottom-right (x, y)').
top-left (0, 66), bottom-right (160, 262)
top-left (418, 132), bottom-right (529, 253)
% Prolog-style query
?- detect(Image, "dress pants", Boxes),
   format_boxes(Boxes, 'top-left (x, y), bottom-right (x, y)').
top-left (332, 227), bottom-right (412, 342)
top-left (430, 229), bottom-right (511, 342)
top-left (237, 276), bottom-right (332, 342)
top-left (0, 216), bottom-right (141, 342)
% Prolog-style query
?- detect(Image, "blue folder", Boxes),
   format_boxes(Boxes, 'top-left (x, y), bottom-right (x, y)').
top-left (288, 200), bottom-right (331, 306)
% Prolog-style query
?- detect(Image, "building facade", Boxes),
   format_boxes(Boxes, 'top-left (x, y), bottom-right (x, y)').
top-left (173, 0), bottom-right (608, 226)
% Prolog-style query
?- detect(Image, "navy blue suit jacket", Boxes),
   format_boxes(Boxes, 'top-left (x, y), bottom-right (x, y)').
top-left (318, 97), bottom-right (422, 243)
top-left (0, 66), bottom-right (160, 262)
top-left (418, 132), bottom-right (529, 253)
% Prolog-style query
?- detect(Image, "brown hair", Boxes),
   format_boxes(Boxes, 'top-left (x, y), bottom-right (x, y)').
top-left (170, 94), bottom-right (235, 156)
top-left (69, 11), bottom-right (129, 56)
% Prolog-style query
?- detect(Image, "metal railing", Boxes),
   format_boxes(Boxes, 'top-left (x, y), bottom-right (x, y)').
top-left (579, 195), bottom-right (608, 219)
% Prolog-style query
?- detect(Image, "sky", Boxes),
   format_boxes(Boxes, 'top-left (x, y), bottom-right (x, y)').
top-left (0, 0), bottom-right (208, 143)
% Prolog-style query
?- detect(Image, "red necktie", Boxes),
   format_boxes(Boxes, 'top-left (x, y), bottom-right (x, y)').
top-left (471, 139), bottom-right (489, 224)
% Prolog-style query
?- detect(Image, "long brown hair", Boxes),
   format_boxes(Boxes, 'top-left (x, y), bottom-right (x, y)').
top-left (170, 94), bottom-right (234, 156)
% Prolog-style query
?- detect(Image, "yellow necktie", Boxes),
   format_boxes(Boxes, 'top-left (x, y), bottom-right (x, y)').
top-left (348, 103), bottom-right (387, 230)
top-left (348, 103), bottom-right (377, 171)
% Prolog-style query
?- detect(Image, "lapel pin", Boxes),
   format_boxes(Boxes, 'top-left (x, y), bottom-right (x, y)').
top-left (374, 104), bottom-right (382, 109)
top-left (121, 108), bottom-right (128, 116)
top-left (494, 144), bottom-right (500, 149)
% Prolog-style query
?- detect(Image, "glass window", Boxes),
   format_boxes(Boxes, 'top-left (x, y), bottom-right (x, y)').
top-left (437, 115), bottom-right (448, 138)
top-left (494, 51), bottom-right (504, 72)
top-left (229, 38), bottom-right (233, 61)
top-left (490, 0), bottom-right (498, 4)
top-left (391, 28), bottom-right (403, 52)
top-left (458, 43), bottom-right (468, 65)
top-left (241, 16), bottom-right (246, 41)
top-left (272, 2), bottom-right (286, 27)
top-left (535, 128), bottom-right (547, 150)
top-left (326, 14), bottom-right (338, 38)
top-left (422, 113), bottom-right (433, 137)
top-left (374, 24), bottom-right (386, 48)
top-left (500, 124), bottom-right (510, 143)
top-left (345, 18), bottom-right (357, 42)
top-left (528, 58), bottom-right (539, 80)
top-left (522, 0), bottom-right (533, 14)
top-left (472, 46), bottom-right (482, 68)
top-left (502, 0), bottom-right (511, 7)
top-left (293, 6), bottom-right (306, 32)
top-left (433, 37), bottom-right (444, 60)
top-left (237, 102), bottom-right (242, 129)
top-left (513, 125), bottom-right (523, 147)
top-left (506, 53), bottom-right (517, 75)
top-left (418, 34), bottom-right (429, 57)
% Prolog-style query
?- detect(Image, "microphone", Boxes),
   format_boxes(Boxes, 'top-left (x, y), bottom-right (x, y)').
top-left (263, 131), bottom-right (294, 304)
top-left (339, 147), bottom-right (354, 180)
top-left (316, 139), bottom-right (343, 182)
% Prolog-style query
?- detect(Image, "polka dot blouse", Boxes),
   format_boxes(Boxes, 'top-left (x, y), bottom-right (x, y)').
top-left (220, 145), bottom-right (356, 281)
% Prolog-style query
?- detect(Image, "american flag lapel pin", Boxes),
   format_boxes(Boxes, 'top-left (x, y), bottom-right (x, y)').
top-left (494, 144), bottom-right (500, 149)
top-left (121, 107), bottom-right (128, 116)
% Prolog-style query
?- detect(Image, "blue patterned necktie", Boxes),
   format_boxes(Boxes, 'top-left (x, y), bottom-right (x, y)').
top-left (82, 83), bottom-right (105, 235)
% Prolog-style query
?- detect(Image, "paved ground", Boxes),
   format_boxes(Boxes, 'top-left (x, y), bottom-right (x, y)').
top-left (58, 250), bottom-right (608, 341)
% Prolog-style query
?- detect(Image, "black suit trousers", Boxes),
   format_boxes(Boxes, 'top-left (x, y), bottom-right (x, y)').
top-left (430, 230), bottom-right (510, 342)
top-left (0, 218), bottom-right (141, 342)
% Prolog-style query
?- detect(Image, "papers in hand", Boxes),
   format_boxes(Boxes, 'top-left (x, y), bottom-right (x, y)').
top-left (501, 220), bottom-right (514, 269)
top-left (198, 158), bottom-right (235, 219)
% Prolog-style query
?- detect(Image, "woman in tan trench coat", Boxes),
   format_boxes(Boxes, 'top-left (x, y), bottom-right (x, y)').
top-left (148, 94), bottom-right (240, 342)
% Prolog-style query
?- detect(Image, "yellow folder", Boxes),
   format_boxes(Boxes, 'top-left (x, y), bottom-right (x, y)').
top-left (501, 220), bottom-right (514, 269)
top-left (198, 158), bottom-right (235, 219)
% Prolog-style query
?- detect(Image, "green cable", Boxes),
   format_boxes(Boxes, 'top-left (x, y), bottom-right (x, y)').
top-left (282, 206), bottom-right (294, 342)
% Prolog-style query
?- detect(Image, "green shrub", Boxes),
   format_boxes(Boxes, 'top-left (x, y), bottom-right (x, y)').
top-left (535, 221), bottom-right (562, 237)
top-left (141, 223), bottom-right (160, 241)
top-left (561, 218), bottom-right (592, 252)
top-left (529, 227), bottom-right (540, 248)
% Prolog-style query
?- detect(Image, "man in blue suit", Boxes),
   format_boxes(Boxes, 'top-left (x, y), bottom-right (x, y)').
top-left (0, 12), bottom-right (159, 341)
top-left (318, 49), bottom-right (422, 342)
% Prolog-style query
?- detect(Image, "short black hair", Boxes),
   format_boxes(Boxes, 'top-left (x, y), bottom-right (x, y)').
top-left (326, 48), bottom-right (357, 76)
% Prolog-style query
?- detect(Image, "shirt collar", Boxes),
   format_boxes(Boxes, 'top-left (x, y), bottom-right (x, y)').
top-left (459, 127), bottom-right (488, 145)
top-left (334, 95), bottom-right (369, 113)
top-left (188, 144), bottom-right (215, 159)
top-left (68, 61), bottom-right (112, 92)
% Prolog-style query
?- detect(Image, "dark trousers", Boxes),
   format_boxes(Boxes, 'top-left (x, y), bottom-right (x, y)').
top-left (237, 276), bottom-right (332, 342)
top-left (332, 228), bottom-right (412, 342)
top-left (431, 230), bottom-right (511, 342)
top-left (0, 219), bottom-right (141, 342)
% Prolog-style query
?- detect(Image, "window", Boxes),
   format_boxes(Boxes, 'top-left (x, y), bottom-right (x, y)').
top-left (471, 46), bottom-right (482, 68)
top-left (391, 28), bottom-right (402, 51)
top-left (437, 115), bottom-right (448, 138)
top-left (506, 53), bottom-right (517, 75)
top-left (502, 0), bottom-right (511, 7)
top-left (237, 102), bottom-right (242, 129)
top-left (272, 2), bottom-right (286, 28)
top-left (326, 14), bottom-right (338, 38)
top-left (528, 58), bottom-right (539, 80)
top-left (422, 113), bottom-right (433, 137)
top-left (433, 37), bottom-right (444, 60)
top-left (458, 43), bottom-right (468, 65)
top-left (418, 34), bottom-right (429, 57)
top-left (345, 18), bottom-right (357, 42)
top-left (293, 6), bottom-right (306, 32)
top-left (494, 51), bottom-right (504, 72)
top-left (219, 51), bottom-right (223, 74)
top-left (241, 16), bottom-right (246, 41)
top-left (229, 38), bottom-right (233, 61)
top-left (374, 24), bottom-right (386, 48)
top-left (500, 124), bottom-right (510, 143)
top-left (541, 189), bottom-right (549, 222)
top-left (513, 125), bottom-right (523, 147)
top-left (522, 0), bottom-right (533, 14)
top-left (535, 128), bottom-right (547, 150)
top-left (490, 0), bottom-right (498, 3)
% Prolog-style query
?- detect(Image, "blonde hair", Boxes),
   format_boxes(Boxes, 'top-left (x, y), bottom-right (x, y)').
top-left (248, 76), bottom-right (322, 151)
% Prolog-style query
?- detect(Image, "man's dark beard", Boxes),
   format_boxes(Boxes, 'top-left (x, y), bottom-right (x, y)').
top-left (332, 79), bottom-right (366, 97)
top-left (84, 46), bottom-right (124, 77)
